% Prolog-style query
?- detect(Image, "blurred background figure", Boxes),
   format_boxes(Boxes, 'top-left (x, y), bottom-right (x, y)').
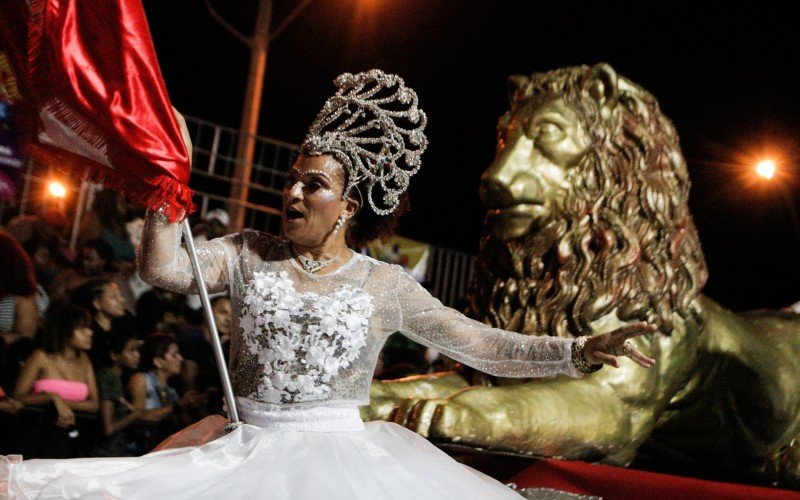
top-left (69, 279), bottom-right (130, 370)
top-left (91, 330), bottom-right (142, 457)
top-left (0, 229), bottom-right (42, 347)
top-left (128, 333), bottom-right (200, 453)
top-left (191, 208), bottom-right (230, 244)
top-left (50, 238), bottom-right (136, 313)
top-left (23, 237), bottom-right (62, 291)
top-left (79, 189), bottom-right (135, 263)
top-left (12, 304), bottom-right (98, 458)
top-left (178, 296), bottom-right (231, 417)
top-left (135, 287), bottom-right (186, 337)
top-left (50, 238), bottom-right (115, 300)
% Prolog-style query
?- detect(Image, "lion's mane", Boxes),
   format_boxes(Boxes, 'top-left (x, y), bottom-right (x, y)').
top-left (468, 65), bottom-right (708, 337)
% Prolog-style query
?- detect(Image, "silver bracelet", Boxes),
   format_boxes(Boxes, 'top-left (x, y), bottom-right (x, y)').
top-left (571, 336), bottom-right (602, 373)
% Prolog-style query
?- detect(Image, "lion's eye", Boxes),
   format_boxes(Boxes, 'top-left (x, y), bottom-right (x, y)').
top-left (536, 122), bottom-right (563, 139)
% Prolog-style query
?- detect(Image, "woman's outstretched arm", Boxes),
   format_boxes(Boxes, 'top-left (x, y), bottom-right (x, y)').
top-left (137, 209), bottom-right (240, 294)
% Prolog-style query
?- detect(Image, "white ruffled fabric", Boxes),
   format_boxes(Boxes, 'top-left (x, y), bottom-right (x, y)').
top-left (1, 405), bottom-right (520, 499)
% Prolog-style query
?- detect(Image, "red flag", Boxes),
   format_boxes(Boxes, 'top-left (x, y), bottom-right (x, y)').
top-left (0, 0), bottom-right (193, 221)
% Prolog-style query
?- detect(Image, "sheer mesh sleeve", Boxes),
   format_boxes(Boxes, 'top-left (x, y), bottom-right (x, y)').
top-left (395, 269), bottom-right (581, 378)
top-left (137, 209), bottom-right (241, 294)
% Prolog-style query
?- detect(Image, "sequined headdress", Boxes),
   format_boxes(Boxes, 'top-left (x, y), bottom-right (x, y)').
top-left (301, 69), bottom-right (428, 215)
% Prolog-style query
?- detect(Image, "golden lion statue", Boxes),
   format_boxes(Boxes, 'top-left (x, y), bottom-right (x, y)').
top-left (367, 63), bottom-right (800, 487)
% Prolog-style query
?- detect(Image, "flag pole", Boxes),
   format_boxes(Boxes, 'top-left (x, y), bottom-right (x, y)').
top-left (181, 219), bottom-right (242, 431)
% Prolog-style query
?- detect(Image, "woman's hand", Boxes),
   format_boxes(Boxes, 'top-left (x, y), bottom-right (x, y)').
top-left (172, 107), bottom-right (193, 167)
top-left (0, 397), bottom-right (24, 414)
top-left (137, 407), bottom-right (172, 422)
top-left (178, 389), bottom-right (204, 410)
top-left (53, 396), bottom-right (76, 428)
top-left (583, 322), bottom-right (657, 369)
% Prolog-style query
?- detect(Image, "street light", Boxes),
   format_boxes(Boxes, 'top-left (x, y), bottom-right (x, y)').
top-left (48, 180), bottom-right (67, 198)
top-left (755, 160), bottom-right (776, 180)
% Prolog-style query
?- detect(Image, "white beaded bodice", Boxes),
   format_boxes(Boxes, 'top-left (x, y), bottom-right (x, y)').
top-left (138, 211), bottom-right (582, 410)
top-left (242, 270), bottom-right (372, 404)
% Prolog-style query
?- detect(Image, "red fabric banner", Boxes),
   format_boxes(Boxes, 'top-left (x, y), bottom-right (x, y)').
top-left (509, 459), bottom-right (800, 499)
top-left (0, 0), bottom-right (193, 221)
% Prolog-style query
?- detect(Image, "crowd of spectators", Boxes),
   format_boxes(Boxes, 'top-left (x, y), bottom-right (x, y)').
top-left (0, 189), bottom-right (448, 458)
top-left (0, 190), bottom-right (236, 458)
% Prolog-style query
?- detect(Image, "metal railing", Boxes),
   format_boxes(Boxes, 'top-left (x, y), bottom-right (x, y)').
top-left (183, 115), bottom-right (297, 234)
top-left (426, 246), bottom-right (476, 309)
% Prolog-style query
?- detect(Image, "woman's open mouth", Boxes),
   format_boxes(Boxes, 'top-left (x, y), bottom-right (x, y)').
top-left (285, 207), bottom-right (304, 221)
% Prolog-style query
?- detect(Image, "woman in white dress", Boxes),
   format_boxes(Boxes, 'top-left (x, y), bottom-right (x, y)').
top-left (0, 70), bottom-right (655, 499)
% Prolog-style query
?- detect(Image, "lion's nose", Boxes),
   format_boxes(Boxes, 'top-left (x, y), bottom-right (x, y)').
top-left (479, 170), bottom-right (515, 208)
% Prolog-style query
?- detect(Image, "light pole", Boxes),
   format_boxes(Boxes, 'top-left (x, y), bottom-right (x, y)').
top-left (205, 0), bottom-right (314, 230)
top-left (229, 0), bottom-right (272, 231)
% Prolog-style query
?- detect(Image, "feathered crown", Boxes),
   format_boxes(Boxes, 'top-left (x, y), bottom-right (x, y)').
top-left (301, 69), bottom-right (428, 215)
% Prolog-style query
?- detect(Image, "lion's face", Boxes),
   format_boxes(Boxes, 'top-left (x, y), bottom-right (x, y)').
top-left (480, 96), bottom-right (591, 241)
top-left (468, 64), bottom-right (707, 337)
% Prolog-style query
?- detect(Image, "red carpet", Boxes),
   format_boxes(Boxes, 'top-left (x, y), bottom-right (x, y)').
top-left (509, 459), bottom-right (800, 499)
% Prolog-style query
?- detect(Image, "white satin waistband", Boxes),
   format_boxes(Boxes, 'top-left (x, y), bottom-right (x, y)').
top-left (236, 397), bottom-right (364, 432)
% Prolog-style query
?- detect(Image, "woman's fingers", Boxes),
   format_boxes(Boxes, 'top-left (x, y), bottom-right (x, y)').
top-left (589, 350), bottom-right (619, 368)
top-left (627, 345), bottom-right (656, 368)
top-left (612, 321), bottom-right (657, 340)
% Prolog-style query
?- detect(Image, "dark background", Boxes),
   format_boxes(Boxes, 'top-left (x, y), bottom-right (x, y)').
top-left (142, 0), bottom-right (799, 312)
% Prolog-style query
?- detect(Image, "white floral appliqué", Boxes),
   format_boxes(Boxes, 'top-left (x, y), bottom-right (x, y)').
top-left (241, 271), bottom-right (372, 403)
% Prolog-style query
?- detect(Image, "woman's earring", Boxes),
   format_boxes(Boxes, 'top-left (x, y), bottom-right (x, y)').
top-left (333, 215), bottom-right (345, 235)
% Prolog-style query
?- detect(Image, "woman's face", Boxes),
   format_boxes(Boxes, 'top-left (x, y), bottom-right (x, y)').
top-left (156, 343), bottom-right (183, 376)
top-left (282, 155), bottom-right (355, 247)
top-left (69, 325), bottom-right (93, 351)
top-left (118, 339), bottom-right (141, 370)
top-left (95, 283), bottom-right (126, 318)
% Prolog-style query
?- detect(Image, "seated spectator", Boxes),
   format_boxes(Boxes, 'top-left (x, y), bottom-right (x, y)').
top-left (78, 188), bottom-right (136, 263)
top-left (0, 229), bottom-right (41, 346)
top-left (128, 334), bottom-right (200, 450)
top-left (135, 287), bottom-right (186, 337)
top-left (23, 237), bottom-right (62, 291)
top-left (91, 331), bottom-right (144, 457)
top-left (13, 304), bottom-right (99, 458)
top-left (70, 279), bottom-right (129, 369)
top-left (49, 238), bottom-right (116, 302)
top-left (4, 208), bottom-right (71, 261)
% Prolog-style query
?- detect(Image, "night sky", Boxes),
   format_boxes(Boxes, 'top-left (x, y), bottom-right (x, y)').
top-left (142, 0), bottom-right (800, 312)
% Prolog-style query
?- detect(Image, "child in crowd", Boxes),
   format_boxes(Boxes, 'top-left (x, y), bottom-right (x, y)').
top-left (91, 331), bottom-right (142, 457)
top-left (128, 333), bottom-right (201, 452)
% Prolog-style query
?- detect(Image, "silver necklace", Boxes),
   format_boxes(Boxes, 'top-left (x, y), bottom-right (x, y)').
top-left (291, 246), bottom-right (342, 274)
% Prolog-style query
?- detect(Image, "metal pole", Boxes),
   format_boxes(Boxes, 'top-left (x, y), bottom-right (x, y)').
top-left (68, 180), bottom-right (88, 253)
top-left (230, 0), bottom-right (272, 230)
top-left (181, 219), bottom-right (242, 430)
top-left (19, 159), bottom-right (33, 215)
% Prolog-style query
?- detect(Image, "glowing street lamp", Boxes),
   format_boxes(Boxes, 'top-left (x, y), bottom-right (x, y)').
top-left (755, 160), bottom-right (776, 180)
top-left (48, 180), bottom-right (67, 198)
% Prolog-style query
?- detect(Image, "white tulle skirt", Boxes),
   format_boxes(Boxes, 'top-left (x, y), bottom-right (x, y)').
top-left (1, 402), bottom-right (520, 499)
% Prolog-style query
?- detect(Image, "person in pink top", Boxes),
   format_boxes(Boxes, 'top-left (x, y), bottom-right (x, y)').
top-left (13, 304), bottom-right (99, 428)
